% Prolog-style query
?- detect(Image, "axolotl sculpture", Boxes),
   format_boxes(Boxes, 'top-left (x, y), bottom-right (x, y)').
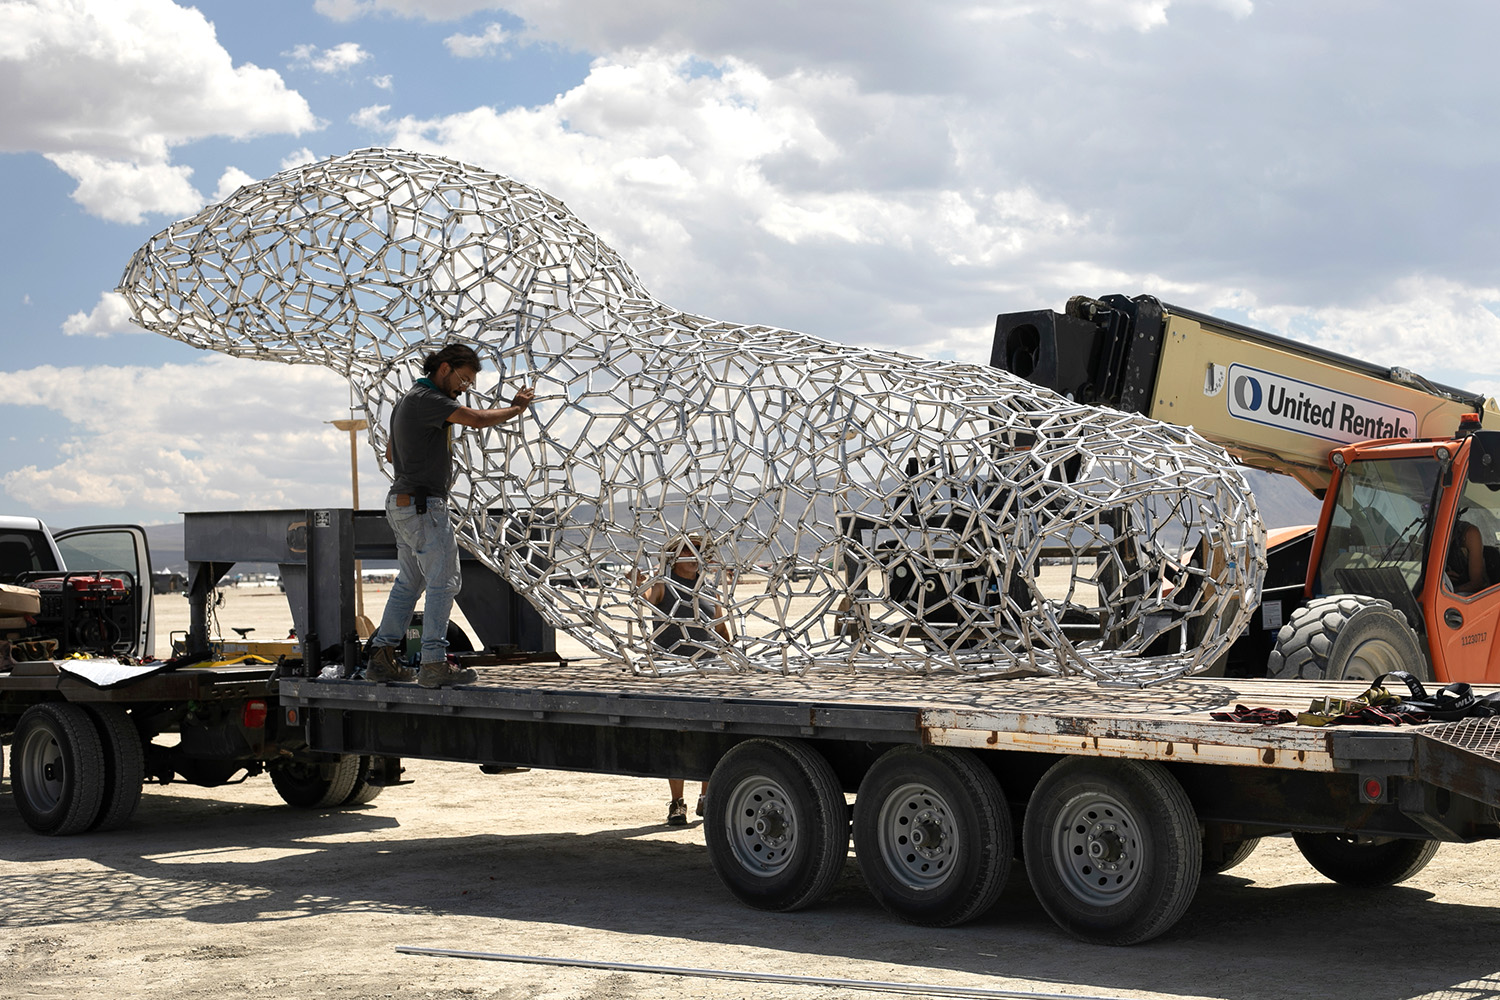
top-left (119, 147), bottom-right (1264, 683)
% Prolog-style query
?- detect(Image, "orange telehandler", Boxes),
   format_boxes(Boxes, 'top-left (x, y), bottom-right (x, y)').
top-left (993, 293), bottom-right (1500, 683)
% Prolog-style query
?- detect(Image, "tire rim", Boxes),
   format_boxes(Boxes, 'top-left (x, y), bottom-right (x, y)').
top-left (1338, 636), bottom-right (1407, 681)
top-left (18, 727), bottom-right (65, 812)
top-left (725, 775), bottom-right (797, 876)
top-left (876, 782), bottom-right (958, 889)
top-left (1052, 790), bottom-right (1143, 904)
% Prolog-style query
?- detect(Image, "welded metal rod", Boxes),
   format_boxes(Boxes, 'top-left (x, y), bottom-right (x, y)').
top-left (396, 946), bottom-right (1130, 1000)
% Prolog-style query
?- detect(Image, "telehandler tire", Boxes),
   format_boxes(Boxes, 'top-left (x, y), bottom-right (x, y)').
top-left (1267, 595), bottom-right (1429, 681)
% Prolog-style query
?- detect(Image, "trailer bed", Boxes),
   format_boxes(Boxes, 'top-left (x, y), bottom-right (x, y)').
top-left (282, 664), bottom-right (1500, 811)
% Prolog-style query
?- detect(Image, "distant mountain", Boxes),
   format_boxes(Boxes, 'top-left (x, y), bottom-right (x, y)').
top-left (144, 522), bottom-right (185, 572)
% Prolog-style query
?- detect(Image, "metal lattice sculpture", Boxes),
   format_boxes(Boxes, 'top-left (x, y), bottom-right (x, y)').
top-left (119, 147), bottom-right (1265, 683)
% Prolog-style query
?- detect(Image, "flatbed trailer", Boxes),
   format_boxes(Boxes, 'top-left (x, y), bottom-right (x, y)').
top-left (13, 506), bottom-right (1493, 945)
top-left (282, 659), bottom-right (1500, 945)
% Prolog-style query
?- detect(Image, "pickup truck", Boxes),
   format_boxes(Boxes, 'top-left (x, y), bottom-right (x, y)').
top-left (0, 515), bottom-right (381, 836)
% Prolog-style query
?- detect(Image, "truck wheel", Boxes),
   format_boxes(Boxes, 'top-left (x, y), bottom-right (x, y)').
top-left (10, 702), bottom-right (107, 835)
top-left (1292, 832), bottom-right (1439, 886)
top-left (704, 738), bottom-right (848, 912)
top-left (1201, 833), bottom-right (1261, 875)
top-left (1267, 595), bottom-right (1429, 681)
top-left (341, 756), bottom-right (386, 806)
top-left (852, 746), bottom-right (1011, 927)
top-left (1023, 757), bottom-right (1201, 945)
top-left (85, 705), bottom-right (145, 832)
top-left (270, 754), bottom-right (362, 808)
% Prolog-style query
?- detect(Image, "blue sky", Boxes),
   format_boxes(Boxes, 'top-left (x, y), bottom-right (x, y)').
top-left (3, 0), bottom-right (1500, 527)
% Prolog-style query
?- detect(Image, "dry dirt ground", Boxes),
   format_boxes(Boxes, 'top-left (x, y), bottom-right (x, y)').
top-left (3, 588), bottom-right (1500, 1000)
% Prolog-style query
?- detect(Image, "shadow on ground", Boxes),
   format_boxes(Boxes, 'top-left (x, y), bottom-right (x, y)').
top-left (2, 777), bottom-right (1497, 1000)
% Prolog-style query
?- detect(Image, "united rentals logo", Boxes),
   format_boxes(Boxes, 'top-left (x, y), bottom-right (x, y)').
top-left (1226, 363), bottom-right (1415, 444)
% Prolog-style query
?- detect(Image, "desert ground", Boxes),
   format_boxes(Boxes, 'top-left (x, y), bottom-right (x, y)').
top-left (3, 585), bottom-right (1500, 1000)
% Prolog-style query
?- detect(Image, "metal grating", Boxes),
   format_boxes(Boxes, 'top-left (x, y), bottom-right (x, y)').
top-left (1417, 718), bottom-right (1500, 762)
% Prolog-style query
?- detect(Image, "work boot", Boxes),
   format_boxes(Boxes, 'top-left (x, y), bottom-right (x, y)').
top-left (365, 645), bottom-right (414, 683)
top-left (417, 661), bottom-right (478, 688)
top-left (666, 798), bottom-right (688, 826)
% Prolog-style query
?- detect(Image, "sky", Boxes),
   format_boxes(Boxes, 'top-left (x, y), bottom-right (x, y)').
top-left (3, 0), bottom-right (1500, 529)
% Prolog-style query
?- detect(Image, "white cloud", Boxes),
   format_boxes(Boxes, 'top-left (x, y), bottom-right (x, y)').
top-left (281, 147), bottom-right (320, 170)
top-left (1246, 278), bottom-right (1500, 393)
top-left (351, 105), bottom-right (393, 130)
top-left (45, 153), bottom-right (202, 224)
top-left (213, 166), bottom-right (257, 202)
top-left (371, 73), bottom-right (394, 90)
top-left (287, 41), bottom-right (372, 74)
top-left (0, 0), bottom-right (315, 223)
top-left (445, 23), bottom-right (509, 58)
top-left (62, 291), bottom-right (137, 337)
top-left (0, 357), bottom-right (387, 517)
top-left (315, 0), bottom-right (507, 21)
top-left (358, 52), bottom-right (1099, 355)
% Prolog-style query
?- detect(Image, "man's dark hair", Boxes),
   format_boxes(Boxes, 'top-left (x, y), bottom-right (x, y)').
top-left (422, 343), bottom-right (482, 376)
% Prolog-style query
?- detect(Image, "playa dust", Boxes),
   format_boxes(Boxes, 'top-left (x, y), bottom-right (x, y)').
top-left (2, 587), bottom-right (1498, 1000)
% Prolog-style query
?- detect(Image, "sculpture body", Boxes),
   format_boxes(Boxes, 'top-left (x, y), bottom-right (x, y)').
top-left (120, 148), bottom-right (1265, 683)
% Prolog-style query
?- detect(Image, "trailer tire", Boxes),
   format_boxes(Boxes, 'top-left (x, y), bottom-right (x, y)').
top-left (85, 705), bottom-right (144, 832)
top-left (1267, 595), bottom-right (1429, 681)
top-left (341, 756), bottom-right (386, 806)
top-left (1023, 757), bottom-right (1200, 946)
top-left (704, 738), bottom-right (848, 912)
top-left (1292, 832), bottom-right (1439, 886)
top-left (270, 754), bottom-right (362, 809)
top-left (10, 702), bottom-right (107, 835)
top-left (1202, 834), bottom-right (1261, 875)
top-left (852, 746), bottom-right (1011, 927)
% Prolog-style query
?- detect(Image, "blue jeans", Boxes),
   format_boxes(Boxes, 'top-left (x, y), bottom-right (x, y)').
top-left (370, 493), bottom-right (462, 665)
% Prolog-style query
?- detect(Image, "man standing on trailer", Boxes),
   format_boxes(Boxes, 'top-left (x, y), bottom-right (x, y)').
top-left (365, 343), bottom-right (534, 687)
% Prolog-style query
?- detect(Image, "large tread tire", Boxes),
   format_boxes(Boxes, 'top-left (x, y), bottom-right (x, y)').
top-left (852, 746), bottom-right (1011, 927)
top-left (10, 702), bottom-right (107, 835)
top-left (1292, 832), bottom-right (1440, 886)
top-left (341, 756), bottom-right (386, 806)
top-left (704, 738), bottom-right (848, 912)
top-left (270, 754), bottom-right (362, 809)
top-left (1023, 758), bottom-right (1201, 946)
top-left (85, 704), bottom-right (145, 832)
top-left (1267, 595), bottom-right (1429, 681)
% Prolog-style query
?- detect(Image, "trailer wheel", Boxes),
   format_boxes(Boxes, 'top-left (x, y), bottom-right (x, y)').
top-left (704, 738), bottom-right (848, 912)
top-left (85, 705), bottom-right (145, 832)
top-left (270, 754), bottom-right (362, 808)
top-left (10, 702), bottom-right (107, 835)
top-left (341, 756), bottom-right (386, 806)
top-left (1023, 757), bottom-right (1200, 945)
top-left (1292, 832), bottom-right (1440, 886)
top-left (1267, 595), bottom-right (1429, 681)
top-left (1201, 834), bottom-right (1261, 875)
top-left (852, 746), bottom-right (1011, 927)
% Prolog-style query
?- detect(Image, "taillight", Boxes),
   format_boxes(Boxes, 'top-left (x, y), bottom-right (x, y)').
top-left (241, 699), bottom-right (268, 729)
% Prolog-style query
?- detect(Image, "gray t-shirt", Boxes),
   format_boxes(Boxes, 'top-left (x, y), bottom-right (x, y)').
top-left (389, 380), bottom-right (463, 497)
